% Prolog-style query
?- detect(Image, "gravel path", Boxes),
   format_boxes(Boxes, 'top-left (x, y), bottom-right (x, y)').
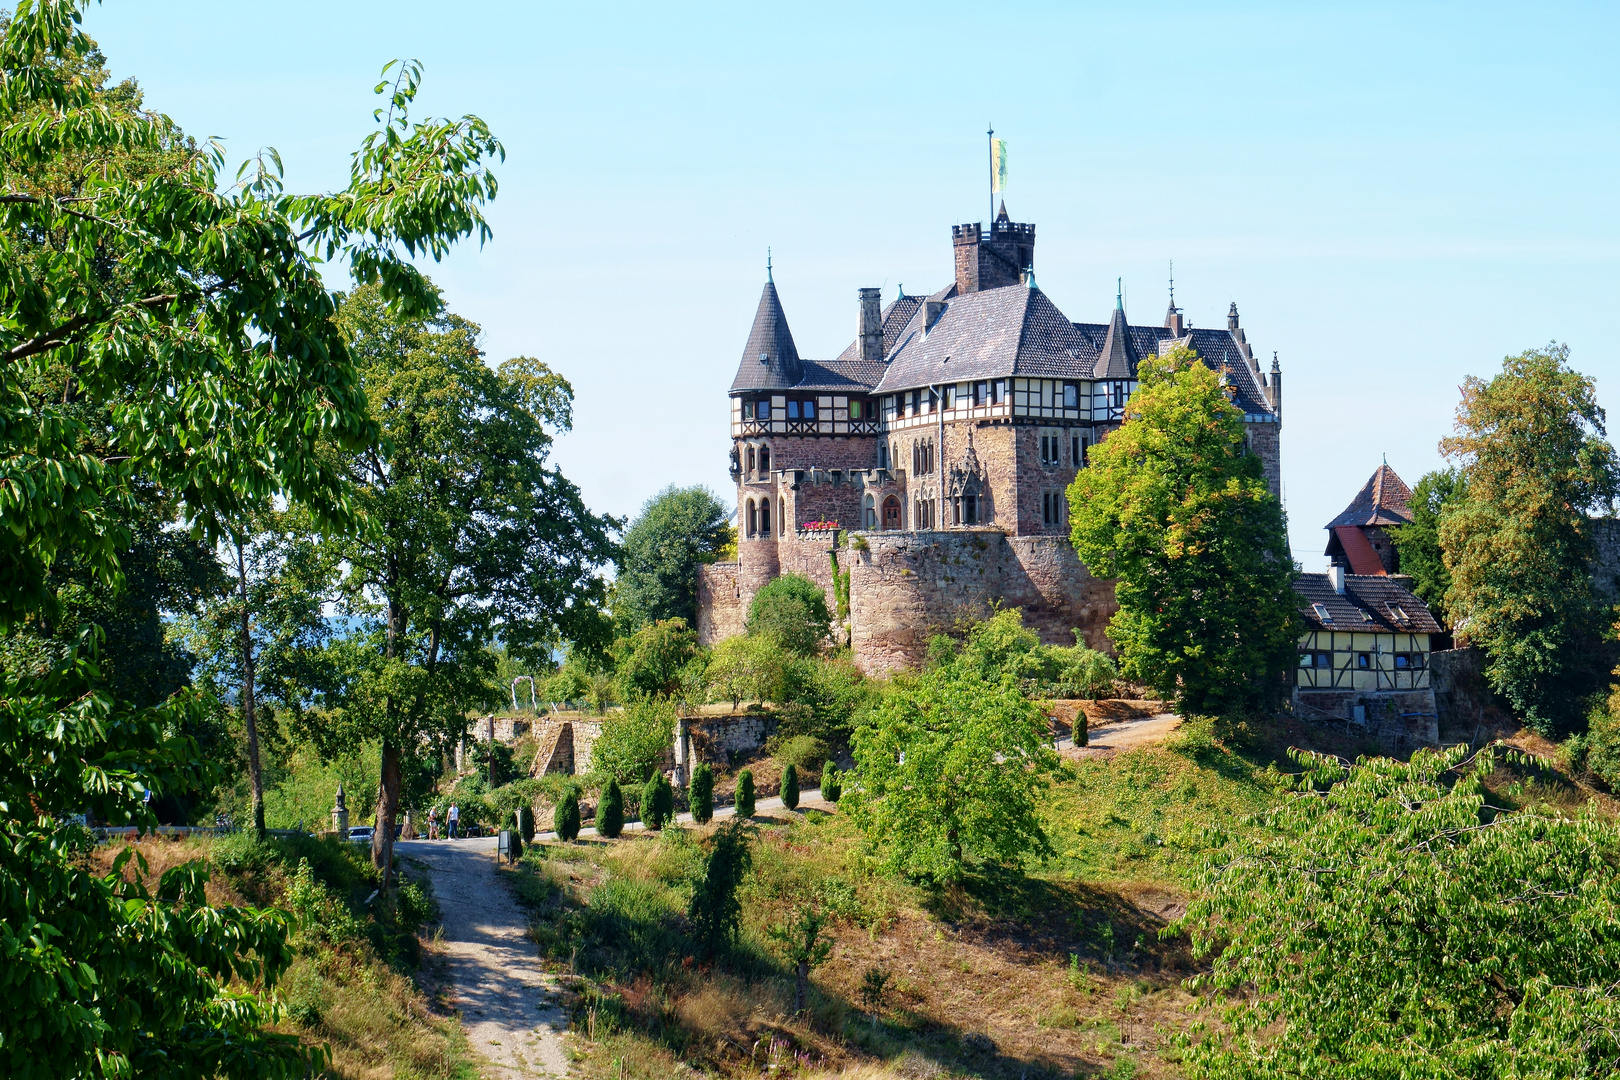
top-left (398, 838), bottom-right (570, 1079)
top-left (1060, 712), bottom-right (1182, 756)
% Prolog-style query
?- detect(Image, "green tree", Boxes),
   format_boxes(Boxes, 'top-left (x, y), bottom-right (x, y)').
top-left (1, 7), bottom-right (502, 1074)
top-left (614, 484), bottom-right (732, 631)
top-left (1178, 743), bottom-right (1620, 1078)
top-left (591, 695), bottom-right (675, 785)
top-left (820, 761), bottom-right (842, 802)
top-left (845, 666), bottom-right (1057, 883)
top-left (689, 761), bottom-right (715, 824)
top-left (1388, 467), bottom-right (1466, 622)
top-left (734, 768), bottom-right (756, 819)
top-left (781, 762), bottom-right (800, 810)
top-left (768, 904), bottom-right (835, 1014)
top-left (687, 821), bottom-right (752, 956)
top-left (705, 633), bottom-right (792, 707)
top-left (597, 778), bottom-right (625, 838)
top-left (640, 773), bottom-right (673, 829)
top-left (617, 618), bottom-right (700, 700)
top-left (1068, 347), bottom-right (1300, 717)
top-left (313, 284), bottom-right (618, 881)
top-left (1439, 345), bottom-right (1619, 734)
top-left (747, 573), bottom-right (831, 657)
top-left (553, 785), bottom-right (581, 842)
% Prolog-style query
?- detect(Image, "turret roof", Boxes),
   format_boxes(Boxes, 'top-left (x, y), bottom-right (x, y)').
top-left (1327, 465), bottom-right (1414, 529)
top-left (730, 281), bottom-right (802, 392)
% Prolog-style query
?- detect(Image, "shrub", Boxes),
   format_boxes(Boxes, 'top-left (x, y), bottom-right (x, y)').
top-left (689, 762), bottom-right (714, 824)
top-left (617, 618), bottom-right (700, 699)
top-left (592, 695), bottom-right (676, 784)
top-left (747, 573), bottom-right (831, 657)
top-left (820, 762), bottom-right (842, 802)
top-left (770, 733), bottom-right (827, 772)
top-left (554, 786), bottom-right (581, 841)
top-left (781, 763), bottom-right (800, 810)
top-left (706, 634), bottom-right (792, 706)
top-left (598, 779), bottom-right (625, 838)
top-left (735, 769), bottom-right (756, 819)
top-left (641, 773), bottom-right (673, 830)
top-left (688, 821), bottom-right (752, 956)
top-left (516, 805), bottom-right (535, 844)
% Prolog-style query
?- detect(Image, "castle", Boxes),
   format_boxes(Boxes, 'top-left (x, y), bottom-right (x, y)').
top-left (696, 206), bottom-right (1284, 674)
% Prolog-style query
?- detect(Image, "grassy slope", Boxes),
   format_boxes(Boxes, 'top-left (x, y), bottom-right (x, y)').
top-left (499, 717), bottom-right (1287, 1080)
top-left (96, 834), bottom-right (476, 1080)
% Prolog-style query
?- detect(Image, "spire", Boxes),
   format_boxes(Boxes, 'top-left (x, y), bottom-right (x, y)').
top-left (729, 277), bottom-right (803, 392)
top-left (766, 246), bottom-right (773, 284)
top-left (996, 199), bottom-right (1010, 223)
top-left (1227, 301), bottom-right (1240, 330)
top-left (1164, 260), bottom-right (1185, 334)
top-left (1096, 284), bottom-right (1138, 380)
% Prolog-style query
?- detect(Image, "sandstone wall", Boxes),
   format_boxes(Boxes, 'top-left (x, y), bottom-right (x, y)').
top-left (1246, 421), bottom-right (1281, 499)
top-left (696, 563), bottom-right (744, 647)
top-left (1292, 687), bottom-right (1440, 753)
top-left (847, 529), bottom-right (1116, 675)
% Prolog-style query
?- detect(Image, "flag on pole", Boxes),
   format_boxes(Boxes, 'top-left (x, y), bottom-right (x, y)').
top-left (991, 138), bottom-right (1008, 193)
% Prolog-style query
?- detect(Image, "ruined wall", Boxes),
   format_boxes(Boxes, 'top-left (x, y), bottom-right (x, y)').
top-left (696, 563), bottom-right (744, 647)
top-left (690, 713), bottom-right (778, 760)
top-left (847, 529), bottom-right (1117, 675)
top-left (1429, 647), bottom-right (1488, 733)
top-left (1292, 687), bottom-right (1440, 753)
top-left (1595, 517), bottom-right (1620, 603)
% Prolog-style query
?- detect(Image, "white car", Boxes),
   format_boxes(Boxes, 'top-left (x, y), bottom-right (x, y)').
top-left (347, 826), bottom-right (374, 845)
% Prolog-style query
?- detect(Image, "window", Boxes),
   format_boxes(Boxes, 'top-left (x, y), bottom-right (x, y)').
top-left (760, 498), bottom-right (771, 535)
top-left (882, 495), bottom-right (901, 530)
top-left (803, 400), bottom-right (816, 420)
top-left (779, 497), bottom-right (785, 536)
top-left (1298, 651), bottom-right (1332, 669)
top-left (974, 381), bottom-right (987, 406)
top-left (759, 447), bottom-right (770, 472)
top-left (1072, 434), bottom-right (1082, 467)
top-left (1040, 434), bottom-right (1060, 467)
top-left (962, 494), bottom-right (979, 524)
top-left (743, 400), bottom-right (754, 420)
top-left (1311, 602), bottom-right (1332, 625)
top-left (757, 400), bottom-right (771, 420)
top-left (787, 400), bottom-right (800, 419)
top-left (943, 385), bottom-right (955, 409)
top-left (995, 379), bottom-right (1006, 404)
top-left (927, 388), bottom-right (938, 412)
top-left (880, 442), bottom-right (890, 469)
top-left (1064, 383), bottom-right (1078, 408)
top-left (746, 446), bottom-right (755, 474)
top-left (1042, 490), bottom-right (1066, 525)
top-left (1356, 653), bottom-right (1372, 670)
top-left (850, 400), bottom-right (862, 420)
top-left (1395, 653), bottom-right (1426, 670)
top-left (746, 499), bottom-right (757, 537)
top-left (864, 494), bottom-right (876, 528)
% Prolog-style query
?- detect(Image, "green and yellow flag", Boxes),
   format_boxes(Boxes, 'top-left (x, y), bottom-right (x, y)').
top-left (991, 138), bottom-right (1008, 193)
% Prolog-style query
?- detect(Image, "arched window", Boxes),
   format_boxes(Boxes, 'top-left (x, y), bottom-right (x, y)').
top-left (882, 495), bottom-right (902, 530)
top-left (760, 498), bottom-right (771, 536)
top-left (864, 493), bottom-right (876, 528)
top-left (746, 446), bottom-right (755, 474)
top-left (746, 499), bottom-right (757, 537)
top-left (778, 497), bottom-right (785, 536)
top-left (759, 446), bottom-right (771, 473)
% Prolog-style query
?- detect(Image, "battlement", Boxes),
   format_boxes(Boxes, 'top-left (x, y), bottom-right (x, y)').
top-left (991, 220), bottom-right (1035, 240)
top-left (952, 222), bottom-right (982, 244)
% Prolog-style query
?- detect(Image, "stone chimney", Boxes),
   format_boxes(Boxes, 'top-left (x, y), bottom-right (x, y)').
top-left (858, 287), bottom-right (883, 364)
top-left (1328, 564), bottom-right (1346, 594)
top-left (1268, 352), bottom-right (1282, 416)
top-left (923, 300), bottom-right (946, 334)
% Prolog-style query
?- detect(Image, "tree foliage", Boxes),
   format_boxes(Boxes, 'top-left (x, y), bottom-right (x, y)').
top-left (613, 484), bottom-right (732, 631)
top-left (705, 633), bottom-right (792, 707)
top-left (734, 768), bottom-right (756, 819)
top-left (746, 573), bottom-right (831, 657)
top-left (845, 664), bottom-right (1056, 883)
top-left (689, 761), bottom-right (714, 825)
top-left (1178, 743), bottom-right (1620, 1078)
top-left (553, 785), bottom-right (581, 842)
top-left (687, 821), bottom-right (752, 956)
top-left (1439, 345), bottom-right (1619, 735)
top-left (616, 617), bottom-right (700, 700)
top-left (928, 609), bottom-right (1116, 700)
top-left (1389, 467), bottom-right (1467, 623)
top-left (1068, 348), bottom-right (1299, 716)
top-left (313, 284), bottom-right (617, 876)
top-left (768, 903), bottom-right (834, 1014)
top-left (597, 778), bottom-right (624, 838)
top-left (590, 695), bottom-right (675, 786)
top-left (780, 762), bottom-right (800, 810)
top-left (640, 772), bottom-right (673, 829)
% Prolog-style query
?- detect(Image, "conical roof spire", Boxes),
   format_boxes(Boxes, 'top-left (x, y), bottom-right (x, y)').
top-left (1096, 281), bottom-right (1138, 379)
top-left (996, 200), bottom-right (1010, 222)
top-left (730, 277), bottom-right (803, 392)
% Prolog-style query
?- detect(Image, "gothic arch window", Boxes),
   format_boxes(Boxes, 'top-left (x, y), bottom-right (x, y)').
top-left (760, 498), bottom-right (771, 536)
top-left (882, 495), bottom-right (902, 531)
top-left (746, 499), bottom-right (757, 537)
top-left (864, 493), bottom-right (876, 528)
top-left (778, 497), bottom-right (785, 536)
top-left (759, 446), bottom-right (770, 473)
top-left (746, 446), bottom-right (756, 475)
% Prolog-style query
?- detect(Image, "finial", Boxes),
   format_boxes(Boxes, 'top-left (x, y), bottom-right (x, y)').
top-left (1168, 260), bottom-right (1175, 307)
top-left (897, 283), bottom-right (904, 299)
top-left (1383, 452), bottom-right (1387, 466)
top-left (1115, 277), bottom-right (1123, 311)
top-left (767, 247), bottom-right (773, 284)
top-left (1025, 269), bottom-right (1038, 290)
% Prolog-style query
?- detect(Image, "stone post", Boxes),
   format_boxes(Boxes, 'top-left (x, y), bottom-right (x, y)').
top-left (331, 782), bottom-right (349, 837)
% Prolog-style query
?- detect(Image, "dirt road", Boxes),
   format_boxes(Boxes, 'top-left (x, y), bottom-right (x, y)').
top-left (1061, 712), bottom-right (1182, 756)
top-left (399, 838), bottom-right (570, 1079)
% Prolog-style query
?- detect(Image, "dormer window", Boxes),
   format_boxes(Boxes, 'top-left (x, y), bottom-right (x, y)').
top-left (1311, 602), bottom-right (1332, 624)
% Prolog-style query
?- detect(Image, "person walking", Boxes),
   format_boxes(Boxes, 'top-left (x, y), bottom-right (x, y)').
top-left (427, 805), bottom-right (440, 840)
top-left (447, 802), bottom-right (460, 840)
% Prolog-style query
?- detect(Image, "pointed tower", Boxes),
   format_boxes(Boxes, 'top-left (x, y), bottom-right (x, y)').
top-left (1096, 280), bottom-right (1138, 380)
top-left (952, 203), bottom-right (1035, 293)
top-left (730, 274), bottom-right (802, 392)
top-left (1164, 261), bottom-right (1184, 336)
top-left (1324, 464), bottom-right (1415, 575)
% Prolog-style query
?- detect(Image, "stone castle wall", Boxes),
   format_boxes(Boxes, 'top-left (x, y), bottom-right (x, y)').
top-left (1246, 421), bottom-right (1281, 499)
top-left (696, 563), bottom-right (745, 646)
top-left (1594, 516), bottom-right (1620, 603)
top-left (847, 529), bottom-right (1116, 675)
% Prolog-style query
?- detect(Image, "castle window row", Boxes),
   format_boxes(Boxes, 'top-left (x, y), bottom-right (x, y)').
top-left (742, 397), bottom-right (874, 422)
top-left (744, 496), bottom-right (785, 538)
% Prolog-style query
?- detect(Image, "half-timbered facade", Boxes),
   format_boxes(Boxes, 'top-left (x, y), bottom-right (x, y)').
top-left (1295, 567), bottom-right (1440, 694)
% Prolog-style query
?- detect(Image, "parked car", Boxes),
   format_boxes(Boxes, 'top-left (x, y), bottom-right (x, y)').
top-left (347, 825), bottom-right (374, 845)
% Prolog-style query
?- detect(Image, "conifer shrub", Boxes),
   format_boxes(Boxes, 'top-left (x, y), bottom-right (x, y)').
top-left (516, 805), bottom-right (535, 844)
top-left (782, 763), bottom-right (800, 810)
top-left (598, 779), bottom-right (625, 838)
top-left (690, 762), bottom-right (715, 824)
top-left (688, 821), bottom-right (753, 956)
top-left (554, 786), bottom-right (581, 841)
top-left (641, 774), bottom-right (674, 829)
top-left (820, 761), bottom-right (842, 802)
top-left (735, 768), bottom-right (756, 819)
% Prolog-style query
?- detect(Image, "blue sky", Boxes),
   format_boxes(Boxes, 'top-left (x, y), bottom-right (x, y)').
top-left (83, 0), bottom-right (1618, 564)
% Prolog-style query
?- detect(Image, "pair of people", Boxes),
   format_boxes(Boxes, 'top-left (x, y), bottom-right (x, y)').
top-left (425, 803), bottom-right (462, 840)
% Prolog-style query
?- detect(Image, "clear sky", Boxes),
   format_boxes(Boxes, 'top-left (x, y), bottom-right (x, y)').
top-left (81, 0), bottom-right (1618, 565)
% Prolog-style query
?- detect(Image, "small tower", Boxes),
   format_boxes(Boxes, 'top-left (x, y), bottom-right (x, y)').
top-left (1096, 280), bottom-right (1138, 380)
top-left (1325, 464), bottom-right (1414, 575)
top-left (1164, 261), bottom-right (1184, 336)
top-left (857, 287), bottom-right (883, 363)
top-left (730, 269), bottom-right (802, 392)
top-left (952, 201), bottom-right (1036, 293)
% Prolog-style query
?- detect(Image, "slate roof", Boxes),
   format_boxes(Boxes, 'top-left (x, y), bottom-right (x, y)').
top-left (871, 285), bottom-right (1097, 392)
top-left (1295, 573), bottom-right (1444, 635)
top-left (794, 359), bottom-right (890, 392)
top-left (833, 294), bottom-right (928, 364)
top-left (730, 282), bottom-right (803, 392)
top-left (1327, 465), bottom-right (1414, 529)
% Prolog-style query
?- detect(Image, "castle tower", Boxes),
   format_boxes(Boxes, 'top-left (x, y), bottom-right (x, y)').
top-left (952, 201), bottom-right (1035, 294)
top-left (730, 272), bottom-right (802, 392)
top-left (1325, 464), bottom-right (1414, 575)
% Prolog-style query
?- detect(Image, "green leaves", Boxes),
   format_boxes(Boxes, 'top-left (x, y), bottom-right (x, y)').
top-left (1068, 347), bottom-right (1299, 717)
top-left (845, 663), bottom-right (1056, 883)
top-left (613, 484), bottom-right (731, 631)
top-left (1177, 743), bottom-right (1620, 1078)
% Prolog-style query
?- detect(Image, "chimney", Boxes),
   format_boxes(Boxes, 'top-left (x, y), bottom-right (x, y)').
top-left (922, 300), bottom-right (946, 335)
top-left (857, 287), bottom-right (883, 364)
top-left (1227, 301), bottom-right (1240, 331)
top-left (1328, 564), bottom-right (1346, 595)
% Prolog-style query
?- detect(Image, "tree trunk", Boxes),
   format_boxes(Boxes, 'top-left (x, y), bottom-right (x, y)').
top-left (237, 542), bottom-right (266, 840)
top-left (796, 960), bottom-right (809, 1014)
top-left (372, 739), bottom-right (402, 889)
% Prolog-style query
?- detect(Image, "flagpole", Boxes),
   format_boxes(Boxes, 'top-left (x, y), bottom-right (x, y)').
top-left (986, 123), bottom-right (994, 225)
